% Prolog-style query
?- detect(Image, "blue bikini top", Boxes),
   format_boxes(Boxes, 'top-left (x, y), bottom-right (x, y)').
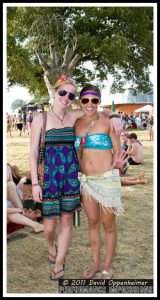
top-left (74, 133), bottom-right (113, 150)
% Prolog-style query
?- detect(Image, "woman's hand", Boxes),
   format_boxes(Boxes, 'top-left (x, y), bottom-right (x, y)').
top-left (110, 117), bottom-right (123, 136)
top-left (32, 185), bottom-right (43, 203)
top-left (111, 150), bottom-right (128, 170)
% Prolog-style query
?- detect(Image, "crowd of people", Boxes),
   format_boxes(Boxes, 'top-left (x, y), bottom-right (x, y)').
top-left (7, 110), bottom-right (34, 137)
top-left (120, 111), bottom-right (154, 135)
top-left (6, 75), bottom-right (151, 281)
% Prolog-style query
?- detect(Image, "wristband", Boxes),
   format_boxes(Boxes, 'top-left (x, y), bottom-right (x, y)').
top-left (109, 114), bottom-right (120, 119)
top-left (32, 183), bottom-right (40, 187)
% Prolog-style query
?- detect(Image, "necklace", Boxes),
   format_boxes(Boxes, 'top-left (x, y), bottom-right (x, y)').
top-left (79, 114), bottom-right (99, 150)
top-left (52, 109), bottom-right (66, 124)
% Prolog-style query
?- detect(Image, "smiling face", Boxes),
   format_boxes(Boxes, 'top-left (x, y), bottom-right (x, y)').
top-left (53, 83), bottom-right (76, 109)
top-left (80, 91), bottom-right (101, 116)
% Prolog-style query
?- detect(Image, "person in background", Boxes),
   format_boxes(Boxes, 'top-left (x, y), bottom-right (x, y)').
top-left (16, 111), bottom-right (23, 136)
top-left (7, 164), bottom-right (44, 233)
top-left (147, 116), bottom-right (154, 141)
top-left (126, 133), bottom-right (144, 165)
top-left (9, 163), bottom-right (27, 201)
top-left (120, 173), bottom-right (149, 185)
top-left (7, 114), bottom-right (13, 137)
top-left (135, 115), bottom-right (142, 129)
top-left (22, 111), bottom-right (27, 134)
top-left (27, 111), bottom-right (34, 135)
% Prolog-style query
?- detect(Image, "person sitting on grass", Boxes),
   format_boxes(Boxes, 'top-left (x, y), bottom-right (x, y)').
top-left (7, 164), bottom-right (44, 234)
top-left (8, 163), bottom-right (27, 201)
top-left (125, 133), bottom-right (144, 165)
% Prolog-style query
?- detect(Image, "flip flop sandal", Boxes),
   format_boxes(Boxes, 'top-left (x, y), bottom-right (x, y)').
top-left (48, 245), bottom-right (58, 264)
top-left (83, 267), bottom-right (102, 279)
top-left (7, 233), bottom-right (28, 242)
top-left (101, 269), bottom-right (113, 279)
top-left (50, 267), bottom-right (65, 281)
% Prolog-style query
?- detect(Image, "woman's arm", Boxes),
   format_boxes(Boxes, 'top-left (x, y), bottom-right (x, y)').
top-left (102, 112), bottom-right (123, 135)
top-left (7, 207), bottom-right (23, 214)
top-left (30, 113), bottom-right (43, 203)
top-left (7, 165), bottom-right (13, 182)
top-left (109, 129), bottom-right (121, 163)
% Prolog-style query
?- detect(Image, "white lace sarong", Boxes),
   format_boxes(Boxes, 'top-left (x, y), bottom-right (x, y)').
top-left (78, 169), bottom-right (123, 215)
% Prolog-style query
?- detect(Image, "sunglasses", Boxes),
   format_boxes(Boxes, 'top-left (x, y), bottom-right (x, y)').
top-left (58, 89), bottom-right (75, 101)
top-left (80, 97), bottom-right (101, 105)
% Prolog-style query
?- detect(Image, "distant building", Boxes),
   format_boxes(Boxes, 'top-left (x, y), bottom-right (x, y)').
top-left (101, 88), bottom-right (153, 114)
top-left (122, 88), bottom-right (153, 104)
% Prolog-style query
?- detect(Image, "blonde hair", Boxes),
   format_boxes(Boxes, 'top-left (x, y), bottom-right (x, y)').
top-left (53, 74), bottom-right (76, 90)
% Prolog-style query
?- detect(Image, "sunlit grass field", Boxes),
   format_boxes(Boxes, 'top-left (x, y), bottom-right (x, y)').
top-left (6, 128), bottom-right (154, 294)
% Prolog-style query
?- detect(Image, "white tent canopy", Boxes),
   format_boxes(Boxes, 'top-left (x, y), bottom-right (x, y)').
top-left (134, 104), bottom-right (153, 113)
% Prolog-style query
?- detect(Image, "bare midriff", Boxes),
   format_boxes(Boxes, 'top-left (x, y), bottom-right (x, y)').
top-left (79, 148), bottom-right (113, 176)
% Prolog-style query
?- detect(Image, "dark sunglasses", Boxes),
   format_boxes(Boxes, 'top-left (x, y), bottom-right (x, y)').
top-left (80, 97), bottom-right (101, 105)
top-left (58, 89), bottom-right (76, 101)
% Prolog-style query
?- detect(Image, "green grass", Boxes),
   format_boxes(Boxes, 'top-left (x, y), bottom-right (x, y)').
top-left (6, 129), bottom-right (154, 294)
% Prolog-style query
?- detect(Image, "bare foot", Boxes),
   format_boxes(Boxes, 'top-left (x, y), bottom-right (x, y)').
top-left (33, 223), bottom-right (44, 233)
top-left (83, 266), bottom-right (102, 279)
top-left (138, 172), bottom-right (145, 179)
top-left (143, 178), bottom-right (149, 184)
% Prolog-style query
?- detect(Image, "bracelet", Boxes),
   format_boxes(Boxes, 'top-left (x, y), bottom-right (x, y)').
top-left (32, 183), bottom-right (40, 187)
top-left (109, 114), bottom-right (120, 119)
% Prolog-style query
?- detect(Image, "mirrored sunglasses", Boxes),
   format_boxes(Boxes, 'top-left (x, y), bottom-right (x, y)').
top-left (80, 97), bottom-right (101, 105)
top-left (58, 89), bottom-right (75, 101)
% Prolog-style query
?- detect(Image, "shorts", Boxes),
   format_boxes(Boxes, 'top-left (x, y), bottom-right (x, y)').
top-left (78, 169), bottom-right (123, 215)
top-left (128, 157), bottom-right (141, 165)
top-left (17, 123), bottom-right (23, 131)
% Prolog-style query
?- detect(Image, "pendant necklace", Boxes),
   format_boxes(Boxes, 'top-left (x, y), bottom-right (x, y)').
top-left (79, 114), bottom-right (99, 149)
top-left (52, 109), bottom-right (66, 124)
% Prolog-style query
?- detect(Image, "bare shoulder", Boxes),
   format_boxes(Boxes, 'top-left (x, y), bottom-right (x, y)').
top-left (74, 116), bottom-right (83, 129)
top-left (100, 110), bottom-right (112, 117)
top-left (99, 113), bottom-right (110, 124)
top-left (32, 112), bottom-right (43, 128)
top-left (33, 112), bottom-right (43, 121)
top-left (68, 108), bottom-right (84, 120)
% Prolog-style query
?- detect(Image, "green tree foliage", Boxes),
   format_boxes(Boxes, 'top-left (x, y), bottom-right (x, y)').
top-left (7, 6), bottom-right (153, 99)
top-left (10, 99), bottom-right (26, 112)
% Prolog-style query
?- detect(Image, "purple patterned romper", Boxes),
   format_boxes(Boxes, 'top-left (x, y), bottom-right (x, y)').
top-left (42, 127), bottom-right (81, 219)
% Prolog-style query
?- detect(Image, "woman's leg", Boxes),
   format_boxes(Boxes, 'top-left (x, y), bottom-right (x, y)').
top-left (82, 192), bottom-right (101, 278)
top-left (7, 212), bottom-right (44, 233)
top-left (43, 218), bottom-right (57, 261)
top-left (121, 177), bottom-right (148, 185)
top-left (122, 172), bottom-right (145, 181)
top-left (51, 213), bottom-right (73, 278)
top-left (150, 129), bottom-right (153, 141)
top-left (101, 209), bottom-right (117, 275)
